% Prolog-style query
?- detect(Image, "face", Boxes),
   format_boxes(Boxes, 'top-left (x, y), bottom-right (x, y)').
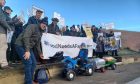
top-left (5, 9), bottom-right (12, 15)
top-left (52, 21), bottom-right (58, 25)
top-left (0, 0), bottom-right (6, 7)
top-left (62, 27), bottom-right (66, 31)
top-left (91, 27), bottom-right (95, 31)
top-left (99, 36), bottom-right (103, 41)
top-left (36, 11), bottom-right (42, 19)
top-left (40, 23), bottom-right (47, 30)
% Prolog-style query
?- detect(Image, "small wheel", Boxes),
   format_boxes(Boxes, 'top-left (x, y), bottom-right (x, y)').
top-left (111, 64), bottom-right (116, 70)
top-left (66, 70), bottom-right (76, 81)
top-left (85, 67), bottom-right (93, 76)
top-left (100, 67), bottom-right (105, 73)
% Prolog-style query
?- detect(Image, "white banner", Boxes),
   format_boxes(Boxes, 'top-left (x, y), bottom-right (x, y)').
top-left (98, 33), bottom-right (103, 37)
top-left (53, 12), bottom-right (65, 27)
top-left (18, 10), bottom-right (25, 23)
top-left (114, 32), bottom-right (122, 47)
top-left (41, 33), bottom-right (96, 59)
top-left (7, 31), bottom-right (14, 43)
top-left (105, 22), bottom-right (115, 30)
top-left (53, 12), bottom-right (61, 20)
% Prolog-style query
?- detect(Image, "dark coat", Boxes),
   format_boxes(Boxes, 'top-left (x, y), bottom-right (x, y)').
top-left (15, 24), bottom-right (44, 54)
top-left (0, 6), bottom-right (11, 34)
top-left (62, 30), bottom-right (70, 36)
top-left (69, 30), bottom-right (78, 37)
top-left (23, 16), bottom-right (42, 29)
top-left (27, 16), bottom-right (42, 24)
top-left (4, 12), bottom-right (16, 31)
top-left (48, 23), bottom-right (60, 35)
top-left (92, 30), bottom-right (98, 43)
top-left (96, 41), bottom-right (104, 53)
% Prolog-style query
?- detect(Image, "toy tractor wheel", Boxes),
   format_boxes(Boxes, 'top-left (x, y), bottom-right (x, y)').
top-left (111, 64), bottom-right (116, 70)
top-left (66, 70), bottom-right (76, 81)
top-left (100, 67), bottom-right (105, 73)
top-left (85, 67), bottom-right (93, 76)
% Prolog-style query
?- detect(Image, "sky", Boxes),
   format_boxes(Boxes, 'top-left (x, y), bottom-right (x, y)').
top-left (6, 0), bottom-right (140, 32)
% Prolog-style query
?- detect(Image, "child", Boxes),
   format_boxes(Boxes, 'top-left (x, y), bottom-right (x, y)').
top-left (96, 36), bottom-right (104, 58)
top-left (77, 43), bottom-right (88, 66)
top-left (110, 37), bottom-right (118, 56)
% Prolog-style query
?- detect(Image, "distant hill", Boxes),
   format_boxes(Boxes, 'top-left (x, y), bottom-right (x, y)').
top-left (114, 30), bottom-right (140, 52)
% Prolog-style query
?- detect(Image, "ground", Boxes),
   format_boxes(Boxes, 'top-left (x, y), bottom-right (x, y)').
top-left (48, 63), bottom-right (140, 84)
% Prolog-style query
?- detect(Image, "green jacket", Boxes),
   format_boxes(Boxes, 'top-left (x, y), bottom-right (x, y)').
top-left (15, 24), bottom-right (44, 54)
top-left (0, 6), bottom-right (11, 34)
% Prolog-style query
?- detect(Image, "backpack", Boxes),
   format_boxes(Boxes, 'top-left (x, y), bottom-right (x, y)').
top-left (34, 68), bottom-right (50, 84)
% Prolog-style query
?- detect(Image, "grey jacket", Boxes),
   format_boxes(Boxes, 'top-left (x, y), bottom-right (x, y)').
top-left (15, 24), bottom-right (44, 54)
top-left (0, 6), bottom-right (11, 34)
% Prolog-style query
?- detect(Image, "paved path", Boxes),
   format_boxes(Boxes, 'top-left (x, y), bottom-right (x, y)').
top-left (48, 63), bottom-right (140, 84)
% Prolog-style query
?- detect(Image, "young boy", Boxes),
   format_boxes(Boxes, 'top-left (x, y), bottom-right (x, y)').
top-left (77, 43), bottom-right (88, 66)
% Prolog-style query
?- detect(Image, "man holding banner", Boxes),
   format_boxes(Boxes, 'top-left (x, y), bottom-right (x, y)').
top-left (48, 18), bottom-right (60, 35)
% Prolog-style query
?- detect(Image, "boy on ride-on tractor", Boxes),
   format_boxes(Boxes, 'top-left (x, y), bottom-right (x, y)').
top-left (77, 43), bottom-right (88, 66)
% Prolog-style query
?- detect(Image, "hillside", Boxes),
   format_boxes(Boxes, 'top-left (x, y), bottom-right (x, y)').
top-left (115, 30), bottom-right (140, 52)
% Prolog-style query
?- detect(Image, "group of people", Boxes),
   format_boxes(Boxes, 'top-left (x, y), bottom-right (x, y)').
top-left (0, 0), bottom-right (119, 84)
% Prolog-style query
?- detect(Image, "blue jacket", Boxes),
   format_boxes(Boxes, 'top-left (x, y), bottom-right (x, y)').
top-left (78, 49), bottom-right (88, 60)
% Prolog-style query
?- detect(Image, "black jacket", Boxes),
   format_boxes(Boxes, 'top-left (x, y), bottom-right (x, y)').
top-left (23, 16), bottom-right (42, 29)
top-left (48, 23), bottom-right (60, 34)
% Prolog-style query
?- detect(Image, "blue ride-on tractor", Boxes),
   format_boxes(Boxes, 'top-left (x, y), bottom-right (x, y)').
top-left (62, 56), bottom-right (95, 81)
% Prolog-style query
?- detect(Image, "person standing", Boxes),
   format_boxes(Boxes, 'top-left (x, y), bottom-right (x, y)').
top-left (96, 36), bottom-right (105, 58)
top-left (48, 18), bottom-right (60, 35)
top-left (3, 6), bottom-right (21, 63)
top-left (24, 9), bottom-right (46, 30)
top-left (0, 0), bottom-right (12, 68)
top-left (15, 19), bottom-right (48, 84)
top-left (25, 10), bottom-right (48, 64)
top-left (27, 10), bottom-right (43, 25)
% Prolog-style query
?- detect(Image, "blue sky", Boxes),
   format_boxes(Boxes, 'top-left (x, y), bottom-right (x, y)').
top-left (6, 0), bottom-right (140, 32)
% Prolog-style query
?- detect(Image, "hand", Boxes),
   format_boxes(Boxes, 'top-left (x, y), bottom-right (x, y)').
top-left (24, 51), bottom-right (30, 60)
top-left (40, 53), bottom-right (44, 59)
top-left (56, 32), bottom-right (61, 35)
top-left (7, 28), bottom-right (12, 32)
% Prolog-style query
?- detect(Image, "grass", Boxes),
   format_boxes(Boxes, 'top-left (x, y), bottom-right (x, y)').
top-left (118, 48), bottom-right (140, 56)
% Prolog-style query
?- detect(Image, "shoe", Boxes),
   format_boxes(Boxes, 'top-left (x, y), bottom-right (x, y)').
top-left (33, 81), bottom-right (38, 84)
top-left (1, 65), bottom-right (13, 70)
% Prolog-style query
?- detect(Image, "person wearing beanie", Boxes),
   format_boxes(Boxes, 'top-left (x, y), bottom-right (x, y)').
top-left (15, 19), bottom-right (48, 84)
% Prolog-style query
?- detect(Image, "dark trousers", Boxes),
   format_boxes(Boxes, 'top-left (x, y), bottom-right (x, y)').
top-left (96, 52), bottom-right (104, 58)
top-left (92, 49), bottom-right (96, 56)
top-left (6, 35), bottom-right (20, 63)
top-left (15, 45), bottom-right (36, 84)
top-left (112, 50), bottom-right (118, 56)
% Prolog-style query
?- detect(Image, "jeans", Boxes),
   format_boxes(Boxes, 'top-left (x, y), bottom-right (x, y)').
top-left (15, 45), bottom-right (37, 84)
